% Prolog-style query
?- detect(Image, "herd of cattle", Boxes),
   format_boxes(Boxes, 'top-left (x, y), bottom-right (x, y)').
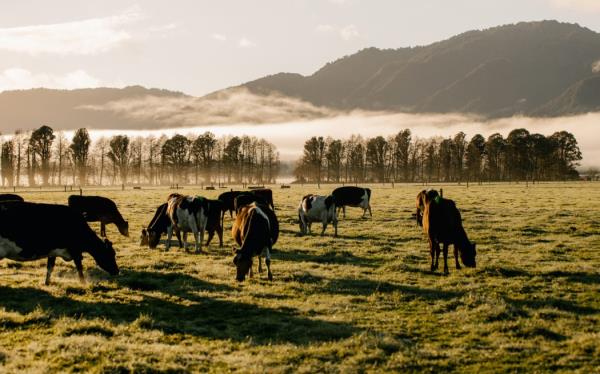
top-left (0, 185), bottom-right (476, 285)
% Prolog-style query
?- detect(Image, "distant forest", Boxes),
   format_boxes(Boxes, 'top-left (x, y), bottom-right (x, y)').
top-left (0, 126), bottom-right (280, 187)
top-left (0, 126), bottom-right (583, 188)
top-left (295, 129), bottom-right (583, 185)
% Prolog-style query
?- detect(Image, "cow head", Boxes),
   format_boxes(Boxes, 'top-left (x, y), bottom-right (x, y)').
top-left (460, 242), bottom-right (477, 268)
top-left (96, 239), bottom-right (119, 275)
top-left (232, 247), bottom-right (252, 282)
top-left (147, 229), bottom-right (161, 249)
top-left (140, 228), bottom-right (149, 246)
top-left (118, 221), bottom-right (129, 237)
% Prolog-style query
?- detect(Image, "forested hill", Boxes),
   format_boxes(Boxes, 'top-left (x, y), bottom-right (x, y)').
top-left (233, 20), bottom-right (600, 118)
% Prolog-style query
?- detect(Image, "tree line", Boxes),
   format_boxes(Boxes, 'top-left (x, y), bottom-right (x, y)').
top-left (295, 129), bottom-right (583, 185)
top-left (0, 126), bottom-right (280, 187)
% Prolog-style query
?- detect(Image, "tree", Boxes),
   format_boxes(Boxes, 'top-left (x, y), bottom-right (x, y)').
top-left (465, 134), bottom-right (485, 184)
top-left (301, 136), bottom-right (326, 186)
top-left (366, 136), bottom-right (388, 182)
top-left (393, 130), bottom-right (411, 182)
top-left (1, 140), bottom-right (15, 187)
top-left (29, 125), bottom-right (55, 186)
top-left (550, 131), bottom-right (582, 180)
top-left (192, 132), bottom-right (217, 183)
top-left (161, 134), bottom-right (191, 184)
top-left (484, 133), bottom-right (506, 181)
top-left (107, 135), bottom-right (130, 184)
top-left (70, 128), bottom-right (91, 185)
top-left (325, 138), bottom-right (343, 182)
top-left (506, 128), bottom-right (531, 182)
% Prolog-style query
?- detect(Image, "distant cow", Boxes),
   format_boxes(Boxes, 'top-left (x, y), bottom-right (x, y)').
top-left (298, 194), bottom-right (338, 237)
top-left (249, 189), bottom-right (274, 211)
top-left (141, 202), bottom-right (183, 249)
top-left (68, 195), bottom-right (129, 238)
top-left (0, 201), bottom-right (119, 285)
top-left (218, 190), bottom-right (242, 225)
top-left (423, 196), bottom-right (476, 274)
top-left (332, 186), bottom-right (372, 218)
top-left (415, 189), bottom-right (439, 226)
top-left (205, 199), bottom-right (224, 247)
top-left (234, 192), bottom-right (269, 213)
top-left (232, 202), bottom-right (279, 282)
top-left (0, 194), bottom-right (24, 202)
top-left (166, 195), bottom-right (209, 253)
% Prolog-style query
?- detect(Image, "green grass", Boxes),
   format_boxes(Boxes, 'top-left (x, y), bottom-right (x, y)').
top-left (1, 183), bottom-right (599, 373)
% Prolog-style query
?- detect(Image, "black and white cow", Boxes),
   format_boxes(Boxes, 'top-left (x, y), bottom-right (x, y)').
top-left (68, 195), bottom-right (129, 237)
top-left (331, 186), bottom-right (372, 218)
top-left (298, 194), bottom-right (338, 237)
top-left (0, 201), bottom-right (119, 285)
top-left (232, 202), bottom-right (279, 282)
top-left (141, 202), bottom-right (183, 249)
top-left (166, 195), bottom-right (209, 253)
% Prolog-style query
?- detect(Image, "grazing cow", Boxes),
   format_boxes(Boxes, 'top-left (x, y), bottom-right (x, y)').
top-left (0, 201), bottom-right (119, 285)
top-left (205, 199), bottom-right (224, 247)
top-left (415, 189), bottom-right (439, 226)
top-left (166, 195), bottom-right (209, 253)
top-left (218, 190), bottom-right (242, 225)
top-left (249, 189), bottom-right (275, 211)
top-left (232, 203), bottom-right (279, 282)
top-left (332, 186), bottom-right (372, 218)
top-left (423, 196), bottom-right (476, 274)
top-left (68, 195), bottom-right (129, 237)
top-left (0, 194), bottom-right (24, 202)
top-left (234, 192), bottom-right (269, 213)
top-left (298, 194), bottom-right (338, 237)
top-left (141, 203), bottom-right (183, 249)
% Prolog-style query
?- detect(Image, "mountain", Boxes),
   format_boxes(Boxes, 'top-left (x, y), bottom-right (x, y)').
top-left (534, 75), bottom-right (600, 116)
top-left (0, 86), bottom-right (186, 131)
top-left (233, 20), bottom-right (600, 117)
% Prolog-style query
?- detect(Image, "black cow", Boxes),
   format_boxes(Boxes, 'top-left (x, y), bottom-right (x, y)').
top-left (234, 192), bottom-right (269, 213)
top-left (205, 199), bottom-right (224, 247)
top-left (141, 203), bottom-right (183, 249)
top-left (218, 190), bottom-right (243, 226)
top-left (232, 202), bottom-right (279, 282)
top-left (0, 194), bottom-right (24, 202)
top-left (0, 201), bottom-right (119, 285)
top-left (68, 195), bottom-right (129, 237)
top-left (250, 189), bottom-right (275, 211)
top-left (331, 186), bottom-right (372, 218)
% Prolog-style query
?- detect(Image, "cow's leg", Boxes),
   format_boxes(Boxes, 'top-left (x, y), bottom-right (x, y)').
top-left (454, 245), bottom-right (462, 270)
top-left (321, 214), bottom-right (328, 236)
top-left (429, 239), bottom-right (436, 272)
top-left (182, 231), bottom-right (189, 252)
top-left (343, 206), bottom-right (346, 218)
top-left (100, 222), bottom-right (106, 237)
top-left (258, 255), bottom-right (263, 273)
top-left (217, 225), bottom-right (223, 248)
top-left (206, 229), bottom-right (214, 246)
top-left (175, 228), bottom-right (183, 248)
top-left (307, 222), bottom-right (312, 234)
top-left (434, 243), bottom-right (441, 272)
top-left (368, 203), bottom-right (373, 217)
top-left (443, 243), bottom-right (449, 274)
top-left (45, 257), bottom-right (56, 285)
top-left (74, 256), bottom-right (85, 284)
top-left (265, 246), bottom-right (273, 281)
top-left (166, 225), bottom-right (174, 251)
top-left (191, 226), bottom-right (200, 253)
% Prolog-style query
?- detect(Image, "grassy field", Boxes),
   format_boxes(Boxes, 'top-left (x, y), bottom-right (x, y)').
top-left (1, 182), bottom-right (599, 373)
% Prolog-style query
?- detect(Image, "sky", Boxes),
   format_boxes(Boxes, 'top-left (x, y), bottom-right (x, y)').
top-left (1, 0), bottom-right (600, 96)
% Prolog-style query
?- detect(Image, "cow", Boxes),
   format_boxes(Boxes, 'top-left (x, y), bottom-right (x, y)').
top-left (218, 190), bottom-right (242, 226)
top-left (331, 186), bottom-right (372, 218)
top-left (141, 202), bottom-right (183, 249)
top-left (415, 189), bottom-right (439, 226)
top-left (298, 194), bottom-right (338, 237)
top-left (205, 199), bottom-right (224, 247)
top-left (232, 202), bottom-right (279, 282)
top-left (0, 194), bottom-right (24, 202)
top-left (422, 196), bottom-right (476, 274)
top-left (0, 201), bottom-right (119, 285)
top-left (166, 195), bottom-right (209, 253)
top-left (68, 195), bottom-right (129, 238)
top-left (234, 192), bottom-right (269, 213)
top-left (249, 189), bottom-right (275, 211)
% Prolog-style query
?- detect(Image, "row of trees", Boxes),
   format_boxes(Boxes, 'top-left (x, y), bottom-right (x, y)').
top-left (0, 126), bottom-right (280, 187)
top-left (295, 129), bottom-right (583, 184)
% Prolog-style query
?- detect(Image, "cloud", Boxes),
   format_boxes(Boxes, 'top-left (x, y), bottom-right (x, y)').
top-left (238, 37), bottom-right (256, 48)
top-left (0, 68), bottom-right (104, 91)
top-left (551, 0), bottom-right (600, 11)
top-left (328, 0), bottom-right (349, 4)
top-left (315, 24), bottom-right (360, 41)
top-left (0, 6), bottom-right (141, 55)
top-left (211, 33), bottom-right (227, 42)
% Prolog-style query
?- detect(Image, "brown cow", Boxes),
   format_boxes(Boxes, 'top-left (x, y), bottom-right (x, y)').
top-left (415, 189), bottom-right (439, 227)
top-left (423, 196), bottom-right (476, 274)
top-left (231, 203), bottom-right (278, 282)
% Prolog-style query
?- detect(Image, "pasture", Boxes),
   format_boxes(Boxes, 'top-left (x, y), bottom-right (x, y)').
top-left (0, 183), bottom-right (598, 373)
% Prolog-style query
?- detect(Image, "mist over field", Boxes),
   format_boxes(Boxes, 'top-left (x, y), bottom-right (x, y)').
top-left (79, 109), bottom-right (600, 168)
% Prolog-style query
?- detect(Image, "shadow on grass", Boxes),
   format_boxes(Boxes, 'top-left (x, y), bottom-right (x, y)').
top-left (0, 284), bottom-right (357, 345)
top-left (506, 296), bottom-right (598, 316)
top-left (482, 266), bottom-right (600, 285)
top-left (278, 248), bottom-right (382, 268)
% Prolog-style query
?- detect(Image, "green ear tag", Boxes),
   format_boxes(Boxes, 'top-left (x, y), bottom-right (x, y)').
top-left (434, 195), bottom-right (442, 204)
